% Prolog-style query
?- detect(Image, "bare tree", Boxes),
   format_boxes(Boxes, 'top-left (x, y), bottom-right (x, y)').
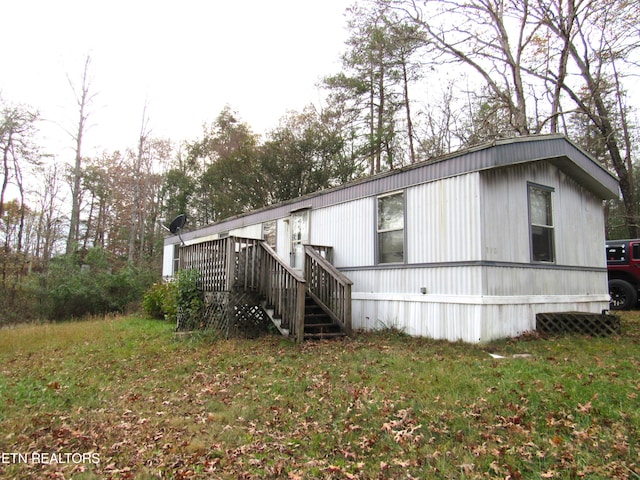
top-left (0, 96), bottom-right (40, 286)
top-left (1, 98), bottom-right (39, 223)
top-left (529, 0), bottom-right (640, 236)
top-left (32, 160), bottom-right (65, 271)
top-left (390, 0), bottom-right (543, 136)
top-left (388, 0), bottom-right (640, 235)
top-left (128, 104), bottom-right (151, 263)
top-left (65, 55), bottom-right (97, 254)
top-left (81, 154), bottom-right (114, 251)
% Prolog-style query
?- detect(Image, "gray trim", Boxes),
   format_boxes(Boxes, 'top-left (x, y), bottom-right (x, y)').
top-left (338, 260), bottom-right (607, 273)
top-left (290, 205), bottom-right (312, 213)
top-left (527, 181), bottom-right (555, 192)
top-left (165, 135), bottom-right (619, 246)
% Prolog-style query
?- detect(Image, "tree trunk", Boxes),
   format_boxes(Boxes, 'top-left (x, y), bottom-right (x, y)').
top-left (401, 60), bottom-right (415, 164)
top-left (66, 56), bottom-right (94, 254)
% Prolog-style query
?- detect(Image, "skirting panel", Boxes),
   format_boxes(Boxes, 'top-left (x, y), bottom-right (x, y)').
top-left (351, 294), bottom-right (610, 343)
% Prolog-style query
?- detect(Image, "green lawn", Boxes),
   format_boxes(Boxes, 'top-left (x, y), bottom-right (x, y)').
top-left (0, 312), bottom-right (638, 479)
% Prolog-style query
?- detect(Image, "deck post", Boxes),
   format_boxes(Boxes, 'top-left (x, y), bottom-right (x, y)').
top-left (344, 283), bottom-right (352, 335)
top-left (225, 237), bottom-right (235, 291)
top-left (295, 281), bottom-right (306, 343)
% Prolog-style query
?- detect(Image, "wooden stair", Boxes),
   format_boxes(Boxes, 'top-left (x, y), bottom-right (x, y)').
top-left (263, 294), bottom-right (346, 341)
top-left (178, 237), bottom-right (351, 343)
top-left (303, 294), bottom-right (346, 340)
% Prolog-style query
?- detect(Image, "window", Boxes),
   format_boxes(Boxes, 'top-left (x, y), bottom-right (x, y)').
top-left (377, 192), bottom-right (404, 264)
top-left (290, 209), bottom-right (310, 269)
top-left (528, 184), bottom-right (555, 262)
top-left (263, 220), bottom-right (276, 248)
top-left (173, 244), bottom-right (180, 274)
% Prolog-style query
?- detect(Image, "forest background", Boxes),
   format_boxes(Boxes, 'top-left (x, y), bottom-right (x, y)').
top-left (1, 0), bottom-right (639, 325)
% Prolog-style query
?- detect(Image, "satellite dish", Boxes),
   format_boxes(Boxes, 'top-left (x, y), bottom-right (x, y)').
top-left (169, 214), bottom-right (186, 234)
top-left (168, 214), bottom-right (187, 245)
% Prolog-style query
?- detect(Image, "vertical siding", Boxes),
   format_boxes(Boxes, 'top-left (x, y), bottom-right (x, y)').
top-left (346, 266), bottom-right (484, 296)
top-left (408, 172), bottom-right (482, 263)
top-left (481, 162), bottom-right (607, 268)
top-left (483, 267), bottom-right (607, 296)
top-left (310, 197), bottom-right (374, 268)
top-left (230, 224), bottom-right (262, 239)
top-left (481, 165), bottom-right (534, 263)
top-left (478, 298), bottom-right (610, 341)
top-left (162, 244), bottom-right (175, 277)
top-left (351, 298), bottom-right (482, 342)
top-left (553, 171), bottom-right (607, 267)
top-left (352, 294), bottom-right (609, 343)
top-left (276, 218), bottom-right (291, 265)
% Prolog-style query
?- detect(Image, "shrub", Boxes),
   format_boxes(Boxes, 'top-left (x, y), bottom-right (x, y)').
top-left (142, 281), bottom-right (176, 321)
top-left (143, 270), bottom-right (202, 328)
top-left (41, 248), bottom-right (157, 321)
top-left (174, 269), bottom-right (204, 331)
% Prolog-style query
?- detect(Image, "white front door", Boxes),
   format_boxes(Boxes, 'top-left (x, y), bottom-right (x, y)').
top-left (290, 209), bottom-right (310, 271)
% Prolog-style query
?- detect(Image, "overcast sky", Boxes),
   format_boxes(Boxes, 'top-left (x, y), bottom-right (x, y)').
top-left (2, 0), bottom-right (353, 158)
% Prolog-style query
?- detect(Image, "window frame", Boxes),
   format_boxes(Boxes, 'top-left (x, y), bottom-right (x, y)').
top-left (376, 190), bottom-right (406, 265)
top-left (262, 220), bottom-right (277, 248)
top-left (173, 244), bottom-right (180, 274)
top-left (528, 182), bottom-right (555, 263)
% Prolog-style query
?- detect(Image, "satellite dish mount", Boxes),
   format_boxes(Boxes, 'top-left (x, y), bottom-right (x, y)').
top-left (169, 214), bottom-right (187, 246)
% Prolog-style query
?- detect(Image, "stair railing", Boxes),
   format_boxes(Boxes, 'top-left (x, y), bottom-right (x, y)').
top-left (179, 236), bottom-right (337, 343)
top-left (304, 245), bottom-right (352, 335)
top-left (258, 242), bottom-right (306, 343)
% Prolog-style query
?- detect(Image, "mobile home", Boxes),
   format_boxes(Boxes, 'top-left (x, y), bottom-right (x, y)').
top-left (163, 135), bottom-right (619, 343)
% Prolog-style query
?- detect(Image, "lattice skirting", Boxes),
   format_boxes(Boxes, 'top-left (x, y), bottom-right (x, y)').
top-left (183, 291), bottom-right (270, 338)
top-left (536, 312), bottom-right (621, 337)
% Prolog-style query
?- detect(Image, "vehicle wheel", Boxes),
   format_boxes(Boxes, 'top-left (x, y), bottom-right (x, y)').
top-left (609, 279), bottom-right (637, 310)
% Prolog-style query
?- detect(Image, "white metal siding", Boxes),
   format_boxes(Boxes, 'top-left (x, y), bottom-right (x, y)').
top-left (478, 298), bottom-right (609, 341)
top-left (230, 224), bottom-right (262, 240)
top-left (554, 172), bottom-right (607, 267)
top-left (407, 172), bottom-right (482, 263)
top-left (310, 197), bottom-right (374, 268)
top-left (276, 218), bottom-right (291, 265)
top-left (352, 294), bottom-right (609, 343)
top-left (162, 244), bottom-right (175, 278)
top-left (351, 298), bottom-right (482, 342)
top-left (481, 163), bottom-right (607, 267)
top-left (481, 164), bottom-right (539, 263)
top-left (346, 266), bottom-right (483, 296)
top-left (483, 267), bottom-right (607, 296)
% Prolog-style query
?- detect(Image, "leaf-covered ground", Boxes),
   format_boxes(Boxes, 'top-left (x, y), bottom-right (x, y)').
top-left (0, 312), bottom-right (638, 479)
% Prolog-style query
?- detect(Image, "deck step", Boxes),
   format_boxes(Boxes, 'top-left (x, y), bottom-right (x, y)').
top-left (304, 331), bottom-right (347, 340)
top-left (304, 313), bottom-right (333, 323)
top-left (261, 294), bottom-right (346, 341)
top-left (302, 294), bottom-right (345, 340)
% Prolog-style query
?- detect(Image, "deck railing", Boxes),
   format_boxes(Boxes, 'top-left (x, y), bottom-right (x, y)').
top-left (179, 236), bottom-right (234, 291)
top-left (258, 243), bottom-right (306, 343)
top-left (304, 245), bottom-right (352, 335)
top-left (179, 236), bottom-right (263, 291)
top-left (179, 236), bottom-right (306, 342)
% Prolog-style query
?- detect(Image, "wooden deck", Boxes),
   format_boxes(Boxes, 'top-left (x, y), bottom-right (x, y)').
top-left (177, 236), bottom-right (352, 342)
